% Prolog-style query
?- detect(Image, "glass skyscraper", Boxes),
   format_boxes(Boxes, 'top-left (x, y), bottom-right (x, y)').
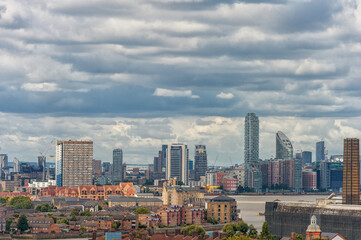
top-left (166, 143), bottom-right (189, 185)
top-left (112, 148), bottom-right (123, 183)
top-left (276, 131), bottom-right (293, 160)
top-left (244, 113), bottom-right (259, 164)
top-left (316, 141), bottom-right (325, 162)
top-left (194, 145), bottom-right (207, 181)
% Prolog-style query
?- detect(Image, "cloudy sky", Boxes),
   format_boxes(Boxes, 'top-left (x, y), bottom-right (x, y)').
top-left (0, 0), bottom-right (361, 165)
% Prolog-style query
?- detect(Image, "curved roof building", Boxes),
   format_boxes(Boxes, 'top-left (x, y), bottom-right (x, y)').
top-left (276, 131), bottom-right (293, 160)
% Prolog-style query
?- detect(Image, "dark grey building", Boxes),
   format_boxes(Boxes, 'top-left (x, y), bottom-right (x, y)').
top-left (316, 141), bottom-right (325, 162)
top-left (194, 145), bottom-right (207, 181)
top-left (320, 161), bottom-right (330, 190)
top-left (112, 148), bottom-right (123, 183)
top-left (302, 151), bottom-right (312, 164)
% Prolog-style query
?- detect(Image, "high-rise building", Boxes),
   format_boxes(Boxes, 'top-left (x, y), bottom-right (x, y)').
top-left (56, 140), bottom-right (93, 187)
top-left (112, 149), bottom-right (123, 183)
top-left (276, 131), bottom-right (293, 160)
top-left (320, 161), bottom-right (331, 190)
top-left (38, 156), bottom-right (46, 181)
top-left (166, 143), bottom-right (189, 185)
top-left (302, 151), bottom-right (312, 165)
top-left (92, 159), bottom-right (102, 177)
top-left (194, 145), bottom-right (207, 181)
top-left (0, 154), bottom-right (8, 180)
top-left (13, 158), bottom-right (20, 173)
top-left (343, 138), bottom-right (360, 205)
top-left (316, 141), bottom-right (325, 162)
top-left (244, 113), bottom-right (259, 165)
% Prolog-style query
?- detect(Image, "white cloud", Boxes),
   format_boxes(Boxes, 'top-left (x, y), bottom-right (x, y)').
top-left (21, 83), bottom-right (59, 92)
top-left (216, 92), bottom-right (234, 99)
top-left (295, 59), bottom-right (336, 75)
top-left (153, 88), bottom-right (200, 98)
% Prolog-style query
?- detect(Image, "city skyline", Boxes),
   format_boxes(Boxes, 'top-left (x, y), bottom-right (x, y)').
top-left (1, 1), bottom-right (361, 165)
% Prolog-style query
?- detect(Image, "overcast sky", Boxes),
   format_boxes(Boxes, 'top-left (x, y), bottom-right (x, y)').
top-left (0, 0), bottom-right (361, 165)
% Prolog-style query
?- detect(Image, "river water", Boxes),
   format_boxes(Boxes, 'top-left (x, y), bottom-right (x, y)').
top-left (230, 195), bottom-right (325, 231)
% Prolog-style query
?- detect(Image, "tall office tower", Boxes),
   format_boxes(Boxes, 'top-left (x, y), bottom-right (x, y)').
top-left (276, 131), bottom-right (293, 160)
top-left (13, 158), bottom-right (20, 173)
top-left (320, 161), bottom-right (331, 190)
top-left (343, 138), bottom-right (360, 205)
top-left (38, 156), bottom-right (46, 181)
top-left (244, 113), bottom-right (259, 165)
top-left (161, 145), bottom-right (168, 172)
top-left (302, 151), bottom-right (312, 165)
top-left (112, 149), bottom-right (123, 183)
top-left (153, 156), bottom-right (161, 172)
top-left (194, 145), bottom-right (207, 181)
top-left (166, 143), bottom-right (189, 185)
top-left (0, 154), bottom-right (8, 180)
top-left (316, 141), bottom-right (325, 162)
top-left (56, 140), bottom-right (93, 187)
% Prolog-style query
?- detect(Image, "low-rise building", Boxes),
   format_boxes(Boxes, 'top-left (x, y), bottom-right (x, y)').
top-left (107, 196), bottom-right (162, 208)
top-left (206, 195), bottom-right (238, 224)
top-left (162, 186), bottom-right (204, 206)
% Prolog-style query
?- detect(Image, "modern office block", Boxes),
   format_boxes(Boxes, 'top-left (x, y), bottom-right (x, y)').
top-left (112, 149), bottom-right (123, 183)
top-left (194, 145), bottom-right (207, 181)
top-left (166, 143), bottom-right (189, 185)
top-left (316, 141), bottom-right (325, 162)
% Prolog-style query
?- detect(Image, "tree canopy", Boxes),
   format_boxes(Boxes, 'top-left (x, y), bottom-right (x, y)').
top-left (7, 196), bottom-right (34, 209)
top-left (181, 225), bottom-right (205, 237)
top-left (134, 207), bottom-right (150, 214)
top-left (17, 214), bottom-right (29, 233)
top-left (35, 203), bottom-right (55, 212)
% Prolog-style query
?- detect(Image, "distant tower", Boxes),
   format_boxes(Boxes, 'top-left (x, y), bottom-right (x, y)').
top-left (112, 149), bottom-right (123, 183)
top-left (244, 113), bottom-right (259, 164)
top-left (38, 156), bottom-right (46, 181)
top-left (194, 145), bottom-right (207, 181)
top-left (276, 131), bottom-right (293, 160)
top-left (343, 138), bottom-right (360, 205)
top-left (316, 141), bottom-right (325, 162)
top-left (0, 154), bottom-right (8, 180)
top-left (166, 143), bottom-right (189, 185)
top-left (56, 140), bottom-right (93, 187)
top-left (13, 158), bottom-right (20, 173)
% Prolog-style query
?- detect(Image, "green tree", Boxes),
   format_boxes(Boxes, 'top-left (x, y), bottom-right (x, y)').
top-left (80, 209), bottom-right (92, 216)
top-left (295, 233), bottom-right (305, 240)
top-left (223, 223), bottom-right (236, 237)
top-left (0, 196), bottom-right (8, 205)
top-left (5, 219), bottom-right (12, 232)
top-left (70, 215), bottom-right (77, 221)
top-left (17, 214), bottom-right (29, 233)
top-left (98, 204), bottom-right (103, 210)
top-left (7, 196), bottom-right (34, 209)
top-left (80, 226), bottom-right (87, 232)
top-left (56, 218), bottom-right (69, 225)
top-left (260, 221), bottom-right (270, 238)
top-left (35, 203), bottom-right (54, 212)
top-left (247, 224), bottom-right (257, 238)
top-left (181, 225), bottom-right (205, 237)
top-left (134, 207), bottom-right (150, 214)
top-left (236, 221), bottom-right (249, 235)
top-left (71, 208), bottom-right (80, 216)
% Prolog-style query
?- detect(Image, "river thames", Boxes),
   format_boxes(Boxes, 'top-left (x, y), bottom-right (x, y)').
top-left (230, 195), bottom-right (325, 231)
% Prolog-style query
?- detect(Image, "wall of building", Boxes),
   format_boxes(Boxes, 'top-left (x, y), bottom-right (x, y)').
top-left (266, 202), bottom-right (361, 240)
